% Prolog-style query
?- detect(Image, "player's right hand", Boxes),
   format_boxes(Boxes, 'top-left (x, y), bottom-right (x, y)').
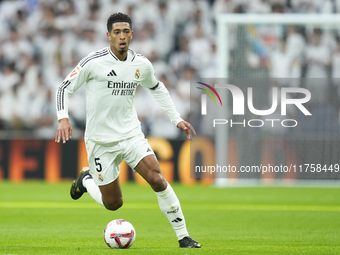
top-left (55, 118), bottom-right (73, 144)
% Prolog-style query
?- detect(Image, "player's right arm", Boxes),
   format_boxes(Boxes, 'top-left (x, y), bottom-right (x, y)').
top-left (55, 62), bottom-right (88, 143)
top-left (55, 118), bottom-right (73, 143)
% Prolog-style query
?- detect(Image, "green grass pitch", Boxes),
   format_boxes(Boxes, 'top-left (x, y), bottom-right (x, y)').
top-left (0, 182), bottom-right (340, 255)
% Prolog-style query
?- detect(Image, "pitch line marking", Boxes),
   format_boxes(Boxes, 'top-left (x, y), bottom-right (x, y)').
top-left (0, 202), bottom-right (339, 211)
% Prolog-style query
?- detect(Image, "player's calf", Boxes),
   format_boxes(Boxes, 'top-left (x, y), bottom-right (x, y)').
top-left (102, 196), bottom-right (123, 211)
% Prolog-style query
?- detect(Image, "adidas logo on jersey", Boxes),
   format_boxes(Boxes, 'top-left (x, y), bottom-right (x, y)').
top-left (107, 69), bottom-right (117, 76)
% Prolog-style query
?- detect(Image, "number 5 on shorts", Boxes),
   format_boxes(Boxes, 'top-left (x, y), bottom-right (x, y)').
top-left (95, 158), bottom-right (102, 172)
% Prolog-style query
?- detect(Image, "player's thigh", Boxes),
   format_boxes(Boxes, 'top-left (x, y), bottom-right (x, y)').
top-left (122, 133), bottom-right (155, 172)
top-left (86, 140), bottom-right (121, 186)
top-left (122, 134), bottom-right (166, 190)
top-left (134, 154), bottom-right (160, 174)
top-left (86, 140), bottom-right (123, 208)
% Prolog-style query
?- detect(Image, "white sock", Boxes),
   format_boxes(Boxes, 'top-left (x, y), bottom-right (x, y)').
top-left (155, 183), bottom-right (189, 240)
top-left (82, 176), bottom-right (104, 207)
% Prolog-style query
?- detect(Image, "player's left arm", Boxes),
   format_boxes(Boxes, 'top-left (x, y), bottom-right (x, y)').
top-left (149, 83), bottom-right (196, 140)
top-left (176, 120), bottom-right (196, 140)
top-left (142, 60), bottom-right (196, 140)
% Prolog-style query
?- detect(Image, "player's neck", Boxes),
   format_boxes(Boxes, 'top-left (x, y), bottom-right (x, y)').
top-left (110, 45), bottom-right (128, 61)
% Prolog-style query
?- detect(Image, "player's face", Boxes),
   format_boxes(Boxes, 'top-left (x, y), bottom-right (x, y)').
top-left (107, 22), bottom-right (133, 57)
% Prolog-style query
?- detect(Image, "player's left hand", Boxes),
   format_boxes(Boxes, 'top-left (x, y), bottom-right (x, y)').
top-left (177, 120), bottom-right (196, 140)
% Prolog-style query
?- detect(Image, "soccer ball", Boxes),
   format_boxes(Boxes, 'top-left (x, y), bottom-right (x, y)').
top-left (103, 219), bottom-right (136, 249)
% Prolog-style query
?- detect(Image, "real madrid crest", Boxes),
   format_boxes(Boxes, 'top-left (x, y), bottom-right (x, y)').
top-left (98, 174), bottom-right (104, 182)
top-left (135, 69), bottom-right (140, 79)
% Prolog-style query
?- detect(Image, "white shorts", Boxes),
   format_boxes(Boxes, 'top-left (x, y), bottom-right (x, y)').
top-left (85, 133), bottom-right (154, 186)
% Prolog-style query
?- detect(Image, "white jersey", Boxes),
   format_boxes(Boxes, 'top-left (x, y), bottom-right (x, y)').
top-left (56, 47), bottom-right (183, 144)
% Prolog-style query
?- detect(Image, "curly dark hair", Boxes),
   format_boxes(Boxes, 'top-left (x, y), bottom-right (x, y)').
top-left (107, 13), bottom-right (132, 32)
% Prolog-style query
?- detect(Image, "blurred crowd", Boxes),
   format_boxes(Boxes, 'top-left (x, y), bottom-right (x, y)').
top-left (1, 0), bottom-right (340, 139)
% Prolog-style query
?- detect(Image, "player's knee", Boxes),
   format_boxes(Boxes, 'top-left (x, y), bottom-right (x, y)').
top-left (104, 197), bottom-right (123, 211)
top-left (148, 172), bottom-right (166, 191)
top-left (147, 172), bottom-right (161, 185)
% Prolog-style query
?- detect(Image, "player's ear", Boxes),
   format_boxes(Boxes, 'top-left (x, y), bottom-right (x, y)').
top-left (107, 31), bottom-right (111, 41)
top-left (131, 30), bottom-right (133, 39)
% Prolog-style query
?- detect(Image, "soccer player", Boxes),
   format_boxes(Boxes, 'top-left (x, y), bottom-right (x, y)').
top-left (55, 13), bottom-right (201, 248)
